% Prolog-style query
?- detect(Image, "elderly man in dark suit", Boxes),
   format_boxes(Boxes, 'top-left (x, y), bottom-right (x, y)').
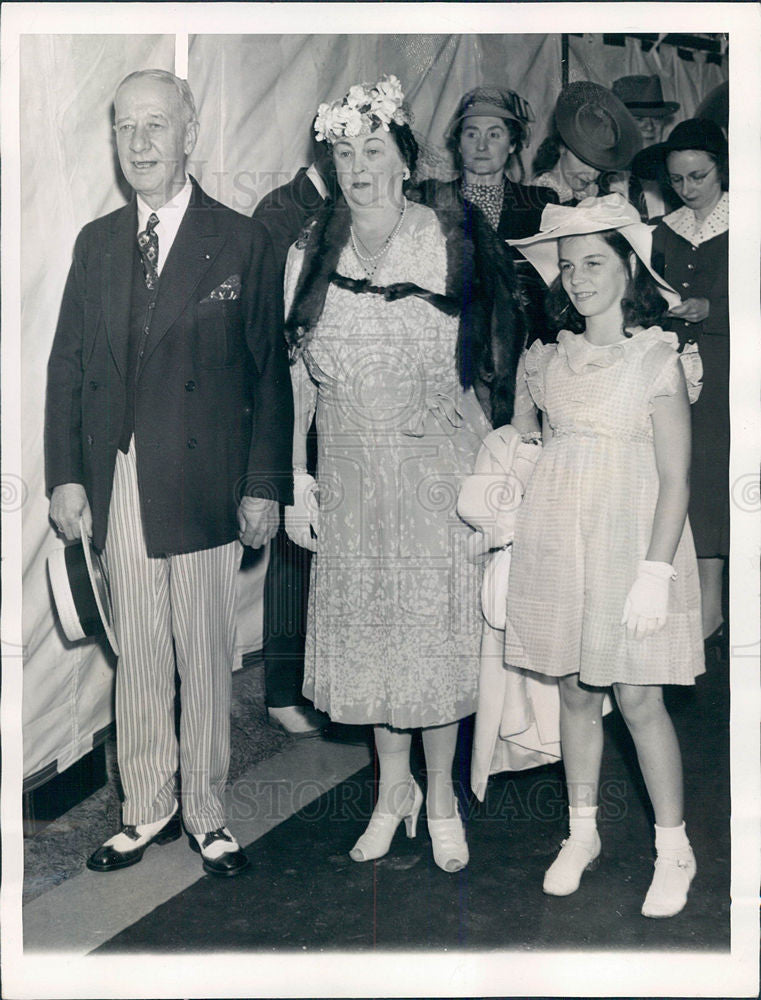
top-left (45, 69), bottom-right (293, 877)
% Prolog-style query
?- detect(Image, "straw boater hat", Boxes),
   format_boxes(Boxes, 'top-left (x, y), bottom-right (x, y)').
top-left (554, 81), bottom-right (642, 171)
top-left (630, 118), bottom-right (728, 181)
top-left (612, 75), bottom-right (680, 118)
top-left (47, 519), bottom-right (119, 655)
top-left (507, 193), bottom-right (681, 309)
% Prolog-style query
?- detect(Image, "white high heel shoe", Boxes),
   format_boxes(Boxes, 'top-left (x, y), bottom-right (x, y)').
top-left (428, 803), bottom-right (469, 873)
top-left (349, 778), bottom-right (423, 863)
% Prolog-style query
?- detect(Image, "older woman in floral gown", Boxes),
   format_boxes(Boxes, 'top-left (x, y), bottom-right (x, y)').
top-left (284, 75), bottom-right (527, 872)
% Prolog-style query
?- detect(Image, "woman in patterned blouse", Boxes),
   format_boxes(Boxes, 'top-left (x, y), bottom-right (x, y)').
top-left (414, 86), bottom-right (558, 345)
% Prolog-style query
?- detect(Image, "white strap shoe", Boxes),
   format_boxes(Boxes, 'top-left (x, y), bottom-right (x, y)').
top-left (641, 848), bottom-right (696, 918)
top-left (428, 807), bottom-right (469, 873)
top-left (350, 778), bottom-right (423, 862)
top-left (543, 833), bottom-right (601, 896)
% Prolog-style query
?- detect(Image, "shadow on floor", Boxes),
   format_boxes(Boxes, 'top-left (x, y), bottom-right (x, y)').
top-left (95, 650), bottom-right (729, 953)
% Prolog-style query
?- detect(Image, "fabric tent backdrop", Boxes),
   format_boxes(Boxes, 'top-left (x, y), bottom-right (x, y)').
top-left (21, 32), bottom-right (727, 786)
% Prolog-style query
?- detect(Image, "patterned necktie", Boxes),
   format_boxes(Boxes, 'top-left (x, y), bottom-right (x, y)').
top-left (137, 212), bottom-right (160, 290)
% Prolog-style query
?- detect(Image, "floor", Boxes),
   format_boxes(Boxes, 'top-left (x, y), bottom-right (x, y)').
top-left (22, 657), bottom-right (293, 903)
top-left (20, 649), bottom-right (735, 983)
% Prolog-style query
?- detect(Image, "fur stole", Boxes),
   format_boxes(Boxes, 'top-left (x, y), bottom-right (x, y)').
top-left (284, 196), bottom-right (527, 427)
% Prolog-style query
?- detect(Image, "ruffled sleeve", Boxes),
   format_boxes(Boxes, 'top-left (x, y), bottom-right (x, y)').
top-left (522, 340), bottom-right (556, 412)
top-left (644, 328), bottom-right (703, 410)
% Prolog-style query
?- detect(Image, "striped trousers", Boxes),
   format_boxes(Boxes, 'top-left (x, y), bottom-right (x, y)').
top-left (104, 438), bottom-right (241, 834)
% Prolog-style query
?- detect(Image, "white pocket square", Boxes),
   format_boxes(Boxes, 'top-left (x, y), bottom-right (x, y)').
top-left (202, 274), bottom-right (241, 301)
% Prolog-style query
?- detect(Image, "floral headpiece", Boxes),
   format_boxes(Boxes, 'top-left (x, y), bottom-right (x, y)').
top-left (314, 74), bottom-right (411, 143)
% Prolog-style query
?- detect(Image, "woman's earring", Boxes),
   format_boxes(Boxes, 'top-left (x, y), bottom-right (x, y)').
top-left (403, 168), bottom-right (411, 181)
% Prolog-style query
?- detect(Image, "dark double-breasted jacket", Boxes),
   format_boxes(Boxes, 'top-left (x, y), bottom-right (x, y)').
top-left (45, 178), bottom-right (294, 556)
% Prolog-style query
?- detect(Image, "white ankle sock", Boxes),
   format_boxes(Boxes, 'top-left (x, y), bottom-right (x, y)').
top-left (569, 805), bottom-right (598, 843)
top-left (654, 821), bottom-right (690, 854)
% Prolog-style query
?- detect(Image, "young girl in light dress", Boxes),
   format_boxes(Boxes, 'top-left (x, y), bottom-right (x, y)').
top-left (505, 194), bottom-right (704, 918)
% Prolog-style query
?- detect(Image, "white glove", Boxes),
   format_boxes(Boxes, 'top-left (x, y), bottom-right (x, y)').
top-left (284, 471), bottom-right (319, 552)
top-left (621, 560), bottom-right (677, 640)
top-left (466, 529), bottom-right (495, 563)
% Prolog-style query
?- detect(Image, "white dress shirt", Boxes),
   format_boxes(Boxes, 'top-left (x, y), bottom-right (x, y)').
top-left (136, 177), bottom-right (193, 275)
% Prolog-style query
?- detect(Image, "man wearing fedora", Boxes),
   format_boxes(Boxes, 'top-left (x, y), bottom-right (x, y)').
top-left (45, 69), bottom-right (293, 877)
top-left (612, 75), bottom-right (681, 218)
top-left (612, 74), bottom-right (679, 146)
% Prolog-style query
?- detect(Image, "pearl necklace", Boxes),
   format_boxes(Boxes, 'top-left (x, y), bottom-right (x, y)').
top-left (350, 200), bottom-right (407, 281)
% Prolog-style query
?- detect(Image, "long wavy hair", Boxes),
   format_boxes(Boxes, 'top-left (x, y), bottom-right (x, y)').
top-left (544, 230), bottom-right (669, 336)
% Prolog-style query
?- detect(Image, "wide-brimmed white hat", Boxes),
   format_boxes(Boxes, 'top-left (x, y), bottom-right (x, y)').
top-left (47, 518), bottom-right (119, 655)
top-left (507, 193), bottom-right (681, 309)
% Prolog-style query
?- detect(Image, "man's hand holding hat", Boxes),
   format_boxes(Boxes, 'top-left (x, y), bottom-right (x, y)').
top-left (50, 483), bottom-right (92, 542)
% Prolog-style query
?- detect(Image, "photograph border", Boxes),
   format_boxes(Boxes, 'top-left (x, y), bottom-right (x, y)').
top-left (2, 3), bottom-right (759, 998)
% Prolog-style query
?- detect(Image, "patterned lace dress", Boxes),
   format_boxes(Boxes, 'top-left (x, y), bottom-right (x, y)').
top-left (285, 201), bottom-right (491, 727)
top-left (504, 327), bottom-right (705, 687)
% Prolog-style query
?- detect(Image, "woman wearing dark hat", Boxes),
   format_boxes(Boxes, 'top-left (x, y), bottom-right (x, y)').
top-left (414, 86), bottom-right (558, 343)
top-left (632, 119), bottom-right (729, 648)
top-left (416, 85), bottom-right (557, 234)
top-left (531, 134), bottom-right (601, 205)
top-left (531, 81), bottom-right (642, 206)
